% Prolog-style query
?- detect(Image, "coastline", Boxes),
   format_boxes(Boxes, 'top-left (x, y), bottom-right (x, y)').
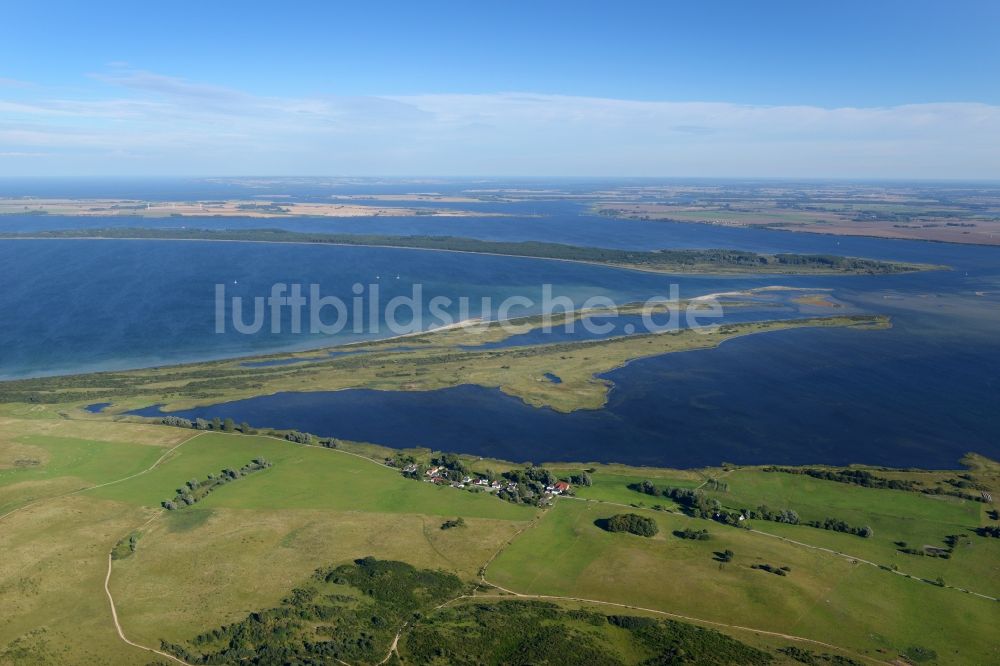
top-left (0, 289), bottom-right (825, 384)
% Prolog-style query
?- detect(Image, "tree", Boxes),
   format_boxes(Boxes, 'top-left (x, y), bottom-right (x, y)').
top-left (223, 418), bottom-right (236, 432)
top-left (859, 525), bottom-right (874, 538)
top-left (604, 513), bottom-right (659, 537)
top-left (211, 417), bottom-right (222, 431)
top-left (720, 549), bottom-right (734, 562)
top-left (240, 422), bottom-right (253, 434)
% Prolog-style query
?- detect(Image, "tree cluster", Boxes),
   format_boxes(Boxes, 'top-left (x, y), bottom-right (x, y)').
top-left (762, 466), bottom-right (920, 491)
top-left (164, 557), bottom-right (463, 665)
top-left (629, 481), bottom-right (720, 519)
top-left (803, 517), bottom-right (873, 538)
top-left (743, 505), bottom-right (800, 524)
top-left (603, 513), bottom-right (659, 537)
top-left (777, 646), bottom-right (864, 665)
top-left (404, 600), bottom-right (772, 666)
top-left (440, 517), bottom-right (466, 530)
top-left (675, 527), bottom-right (711, 540)
top-left (498, 466), bottom-right (560, 505)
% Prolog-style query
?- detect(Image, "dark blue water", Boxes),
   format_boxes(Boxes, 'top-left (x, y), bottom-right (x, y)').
top-left (2, 238), bottom-right (725, 378)
top-left (130, 312), bottom-right (1000, 469)
top-left (84, 402), bottom-right (111, 413)
top-left (5, 186), bottom-right (1000, 467)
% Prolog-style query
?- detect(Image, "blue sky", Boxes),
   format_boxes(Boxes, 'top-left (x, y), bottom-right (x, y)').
top-left (1, 1), bottom-right (998, 178)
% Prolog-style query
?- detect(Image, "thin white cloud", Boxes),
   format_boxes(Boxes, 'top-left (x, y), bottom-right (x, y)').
top-left (0, 76), bottom-right (35, 88)
top-left (1, 70), bottom-right (997, 177)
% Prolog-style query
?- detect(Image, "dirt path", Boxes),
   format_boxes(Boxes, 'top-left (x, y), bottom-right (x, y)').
top-left (40, 424), bottom-right (986, 664)
top-left (469, 588), bottom-right (893, 666)
top-left (469, 497), bottom-right (890, 665)
top-left (371, 487), bottom-right (894, 665)
top-left (378, 621), bottom-right (407, 665)
top-left (104, 552), bottom-right (192, 665)
top-left (748, 527), bottom-right (999, 602)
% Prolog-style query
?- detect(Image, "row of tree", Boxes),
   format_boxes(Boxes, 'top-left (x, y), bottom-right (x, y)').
top-left (161, 415), bottom-right (254, 434)
top-left (803, 517), bottom-right (873, 538)
top-left (630, 480), bottom-right (873, 537)
top-left (161, 458), bottom-right (271, 510)
top-left (763, 465), bottom-right (987, 503)
top-left (762, 466), bottom-right (919, 491)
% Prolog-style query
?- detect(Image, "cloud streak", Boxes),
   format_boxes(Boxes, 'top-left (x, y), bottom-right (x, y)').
top-left (1, 69), bottom-right (998, 178)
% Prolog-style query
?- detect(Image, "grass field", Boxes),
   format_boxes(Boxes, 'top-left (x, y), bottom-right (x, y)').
top-left (0, 494), bottom-right (154, 664)
top-left (487, 499), bottom-right (998, 665)
top-left (87, 432), bottom-right (535, 520)
top-left (701, 468), bottom-right (1000, 597)
top-left (0, 423), bottom-right (536, 663)
top-left (0, 420), bottom-right (190, 516)
top-left (550, 468), bottom-right (703, 505)
top-left (111, 507), bottom-right (527, 649)
top-left (1, 415), bottom-right (997, 664)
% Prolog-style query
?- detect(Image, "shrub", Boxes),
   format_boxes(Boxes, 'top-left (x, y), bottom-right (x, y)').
top-left (602, 513), bottom-right (659, 537)
top-left (441, 517), bottom-right (465, 530)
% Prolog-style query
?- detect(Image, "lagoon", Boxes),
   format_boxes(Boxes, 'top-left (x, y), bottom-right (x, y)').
top-left (4, 198), bottom-right (1000, 467)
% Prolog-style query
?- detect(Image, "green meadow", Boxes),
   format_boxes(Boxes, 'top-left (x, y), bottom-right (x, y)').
top-left (551, 468), bottom-right (702, 506)
top-left (88, 432), bottom-right (534, 520)
top-left (1, 416), bottom-right (997, 665)
top-left (487, 499), bottom-right (998, 665)
top-left (0, 435), bottom-right (163, 490)
top-left (701, 468), bottom-right (999, 597)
